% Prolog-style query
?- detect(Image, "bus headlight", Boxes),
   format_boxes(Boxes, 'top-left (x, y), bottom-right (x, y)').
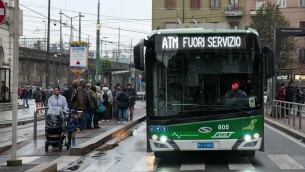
top-left (152, 135), bottom-right (158, 140)
top-left (244, 135), bottom-right (252, 141)
top-left (253, 133), bottom-right (260, 139)
top-left (160, 136), bottom-right (168, 142)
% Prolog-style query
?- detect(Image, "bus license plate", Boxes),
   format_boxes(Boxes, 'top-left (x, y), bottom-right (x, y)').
top-left (197, 142), bottom-right (214, 148)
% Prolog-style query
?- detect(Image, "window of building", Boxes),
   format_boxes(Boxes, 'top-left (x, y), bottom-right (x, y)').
top-left (300, 21), bottom-right (305, 28)
top-left (165, 0), bottom-right (176, 9)
top-left (229, 0), bottom-right (239, 9)
top-left (256, 0), bottom-right (265, 10)
top-left (301, 0), bottom-right (305, 7)
top-left (210, 0), bottom-right (220, 9)
top-left (190, 0), bottom-right (201, 9)
top-left (299, 49), bottom-right (305, 63)
top-left (229, 22), bottom-right (239, 29)
top-left (278, 0), bottom-right (286, 8)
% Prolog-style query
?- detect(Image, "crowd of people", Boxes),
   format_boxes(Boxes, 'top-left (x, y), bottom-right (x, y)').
top-left (276, 80), bottom-right (305, 118)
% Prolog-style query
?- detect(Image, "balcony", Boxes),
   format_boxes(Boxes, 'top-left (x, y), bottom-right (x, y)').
top-left (224, 5), bottom-right (243, 17)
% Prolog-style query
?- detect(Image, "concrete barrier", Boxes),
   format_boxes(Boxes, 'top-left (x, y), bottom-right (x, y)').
top-left (25, 162), bottom-right (57, 172)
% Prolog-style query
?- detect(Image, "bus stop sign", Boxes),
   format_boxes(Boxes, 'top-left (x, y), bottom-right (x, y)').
top-left (0, 0), bottom-right (6, 24)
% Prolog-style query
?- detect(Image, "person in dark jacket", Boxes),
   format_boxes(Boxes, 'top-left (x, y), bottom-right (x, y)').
top-left (21, 86), bottom-right (30, 109)
top-left (296, 86), bottom-right (305, 117)
top-left (285, 80), bottom-right (295, 117)
top-left (116, 89), bottom-right (129, 124)
top-left (125, 83), bottom-right (136, 121)
top-left (276, 82), bottom-right (286, 118)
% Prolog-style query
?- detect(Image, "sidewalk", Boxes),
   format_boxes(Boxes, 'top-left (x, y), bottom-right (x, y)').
top-left (0, 100), bottom-right (146, 172)
top-left (0, 99), bottom-right (42, 128)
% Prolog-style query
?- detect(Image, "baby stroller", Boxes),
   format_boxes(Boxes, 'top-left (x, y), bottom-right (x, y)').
top-left (45, 107), bottom-right (67, 152)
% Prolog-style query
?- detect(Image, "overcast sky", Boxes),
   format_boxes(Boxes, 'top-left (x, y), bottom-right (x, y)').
top-left (19, 0), bottom-right (152, 53)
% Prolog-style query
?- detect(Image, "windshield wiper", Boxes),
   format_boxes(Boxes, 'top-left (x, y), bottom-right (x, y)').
top-left (162, 105), bottom-right (252, 125)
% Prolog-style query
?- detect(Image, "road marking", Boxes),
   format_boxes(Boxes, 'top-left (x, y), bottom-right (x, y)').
top-left (51, 156), bottom-right (81, 170)
top-left (131, 156), bottom-right (160, 172)
top-left (180, 162), bottom-right (205, 171)
top-left (228, 157), bottom-right (255, 170)
top-left (82, 155), bottom-right (119, 172)
top-left (18, 156), bottom-right (41, 164)
top-left (268, 155), bottom-right (304, 169)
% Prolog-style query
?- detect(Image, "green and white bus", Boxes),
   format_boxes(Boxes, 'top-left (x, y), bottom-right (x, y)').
top-left (134, 27), bottom-right (274, 157)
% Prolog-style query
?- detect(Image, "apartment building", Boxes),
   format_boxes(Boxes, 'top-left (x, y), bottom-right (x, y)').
top-left (152, 0), bottom-right (305, 80)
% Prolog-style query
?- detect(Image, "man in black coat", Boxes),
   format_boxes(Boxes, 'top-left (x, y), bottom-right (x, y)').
top-left (125, 83), bottom-right (136, 121)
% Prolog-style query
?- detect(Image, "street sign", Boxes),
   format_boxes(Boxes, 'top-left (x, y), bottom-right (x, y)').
top-left (0, 0), bottom-right (6, 24)
top-left (70, 41), bottom-right (88, 74)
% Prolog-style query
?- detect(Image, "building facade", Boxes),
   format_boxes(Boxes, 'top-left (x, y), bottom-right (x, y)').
top-left (152, 0), bottom-right (305, 82)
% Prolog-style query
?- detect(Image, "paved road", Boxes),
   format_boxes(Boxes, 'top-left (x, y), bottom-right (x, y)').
top-left (59, 122), bottom-right (305, 172)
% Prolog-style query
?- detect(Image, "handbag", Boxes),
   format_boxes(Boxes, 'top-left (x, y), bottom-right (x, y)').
top-left (77, 108), bottom-right (83, 118)
top-left (99, 101), bottom-right (105, 112)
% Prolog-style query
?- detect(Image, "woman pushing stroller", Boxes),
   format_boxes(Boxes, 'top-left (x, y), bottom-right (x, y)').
top-left (45, 86), bottom-right (69, 151)
top-left (47, 86), bottom-right (68, 112)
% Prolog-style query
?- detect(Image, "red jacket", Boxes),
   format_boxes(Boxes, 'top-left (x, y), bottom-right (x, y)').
top-left (277, 86), bottom-right (286, 101)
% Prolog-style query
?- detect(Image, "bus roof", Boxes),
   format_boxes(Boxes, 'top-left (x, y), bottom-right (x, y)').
top-left (147, 28), bottom-right (259, 38)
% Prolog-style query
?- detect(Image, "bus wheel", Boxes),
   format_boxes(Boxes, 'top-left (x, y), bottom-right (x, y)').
top-left (154, 152), bottom-right (168, 158)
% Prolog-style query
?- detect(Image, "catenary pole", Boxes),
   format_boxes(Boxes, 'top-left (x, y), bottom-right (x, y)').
top-left (96, 0), bottom-right (100, 82)
top-left (7, 0), bottom-right (22, 166)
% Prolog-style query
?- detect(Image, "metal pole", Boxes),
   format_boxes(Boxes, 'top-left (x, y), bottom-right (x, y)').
top-left (96, 0), bottom-right (101, 82)
top-left (10, 0), bottom-right (20, 164)
top-left (60, 10), bottom-right (63, 54)
top-left (46, 0), bottom-right (50, 90)
top-left (33, 110), bottom-right (37, 140)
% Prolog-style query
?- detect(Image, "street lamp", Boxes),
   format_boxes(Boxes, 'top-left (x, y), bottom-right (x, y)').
top-left (59, 12), bottom-right (78, 46)
top-left (79, 12), bottom-right (85, 41)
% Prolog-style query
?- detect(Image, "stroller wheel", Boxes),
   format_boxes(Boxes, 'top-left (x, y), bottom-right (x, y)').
top-left (45, 142), bottom-right (49, 152)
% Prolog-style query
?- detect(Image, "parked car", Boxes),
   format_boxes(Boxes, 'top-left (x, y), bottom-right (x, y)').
top-left (136, 91), bottom-right (146, 100)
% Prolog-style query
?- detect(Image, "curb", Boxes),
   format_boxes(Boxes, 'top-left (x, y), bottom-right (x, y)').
top-left (70, 115), bottom-right (146, 156)
top-left (264, 116), bottom-right (305, 143)
top-left (0, 116), bottom-right (45, 129)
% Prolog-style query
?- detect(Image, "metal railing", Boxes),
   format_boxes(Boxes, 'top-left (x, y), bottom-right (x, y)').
top-left (272, 100), bottom-right (304, 130)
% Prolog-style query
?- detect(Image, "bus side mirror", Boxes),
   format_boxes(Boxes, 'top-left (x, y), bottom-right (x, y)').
top-left (133, 39), bottom-right (145, 71)
top-left (263, 46), bottom-right (275, 78)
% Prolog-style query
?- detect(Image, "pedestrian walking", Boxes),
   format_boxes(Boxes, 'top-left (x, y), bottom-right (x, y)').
top-left (21, 86), bottom-right (30, 109)
top-left (100, 84), bottom-right (113, 121)
top-left (296, 86), bottom-right (305, 117)
top-left (66, 80), bottom-right (79, 109)
top-left (35, 87), bottom-right (43, 113)
top-left (277, 82), bottom-right (286, 118)
top-left (285, 80), bottom-right (295, 117)
top-left (125, 83), bottom-right (136, 121)
top-left (73, 79), bottom-right (87, 131)
top-left (116, 88), bottom-right (129, 123)
top-left (0, 80), bottom-right (8, 102)
top-left (66, 109), bottom-right (79, 148)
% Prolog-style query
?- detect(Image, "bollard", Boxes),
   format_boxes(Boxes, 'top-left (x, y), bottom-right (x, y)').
top-left (33, 110), bottom-right (37, 140)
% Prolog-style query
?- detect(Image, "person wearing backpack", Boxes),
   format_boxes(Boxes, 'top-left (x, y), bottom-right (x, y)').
top-left (73, 79), bottom-right (87, 131)
top-left (100, 84), bottom-right (113, 121)
top-left (125, 83), bottom-right (136, 121)
top-left (67, 80), bottom-right (79, 109)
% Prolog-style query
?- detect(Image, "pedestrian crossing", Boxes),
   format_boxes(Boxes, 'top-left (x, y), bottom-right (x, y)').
top-left (13, 154), bottom-right (305, 171)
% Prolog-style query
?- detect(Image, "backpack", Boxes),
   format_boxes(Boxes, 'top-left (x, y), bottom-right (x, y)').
top-left (102, 90), bottom-right (109, 102)
top-left (36, 90), bottom-right (43, 101)
top-left (84, 89), bottom-right (91, 107)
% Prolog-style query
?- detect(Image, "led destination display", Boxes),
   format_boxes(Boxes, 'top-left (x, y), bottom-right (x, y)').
top-left (155, 35), bottom-right (247, 52)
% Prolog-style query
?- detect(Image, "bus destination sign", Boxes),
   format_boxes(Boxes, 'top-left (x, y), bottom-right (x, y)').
top-left (155, 35), bottom-right (245, 52)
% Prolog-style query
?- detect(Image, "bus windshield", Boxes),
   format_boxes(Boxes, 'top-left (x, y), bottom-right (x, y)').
top-left (151, 50), bottom-right (263, 117)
